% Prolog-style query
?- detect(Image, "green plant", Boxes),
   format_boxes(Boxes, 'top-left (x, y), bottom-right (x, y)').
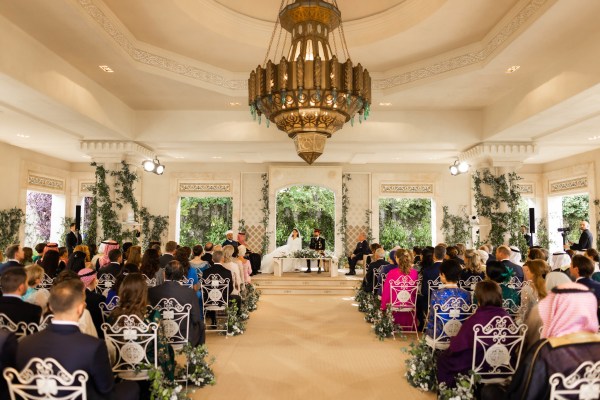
top-left (91, 163), bottom-right (122, 242)
top-left (438, 372), bottom-right (480, 400)
top-left (355, 287), bottom-right (372, 313)
top-left (337, 174), bottom-right (351, 265)
top-left (56, 217), bottom-right (75, 247)
top-left (178, 197), bottom-right (231, 248)
top-left (441, 205), bottom-right (471, 246)
top-left (595, 199), bottom-right (600, 250)
top-left (535, 217), bottom-right (552, 249)
top-left (373, 303), bottom-right (398, 341)
top-left (0, 208), bottom-right (25, 251)
top-left (85, 195), bottom-right (98, 246)
top-left (562, 194), bottom-right (589, 243)
top-left (472, 170), bottom-right (526, 249)
top-left (177, 343), bottom-right (216, 387)
top-left (403, 336), bottom-right (437, 392)
top-left (111, 160), bottom-right (139, 217)
top-left (140, 207), bottom-right (169, 250)
top-left (364, 209), bottom-right (374, 244)
top-left (379, 198), bottom-right (432, 249)
top-left (261, 173), bottom-right (270, 254)
top-left (146, 365), bottom-right (186, 400)
top-left (364, 295), bottom-right (381, 324)
top-left (222, 300), bottom-right (245, 336)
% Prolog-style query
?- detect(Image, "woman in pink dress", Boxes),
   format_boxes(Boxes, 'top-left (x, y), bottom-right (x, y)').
top-left (380, 248), bottom-right (419, 328)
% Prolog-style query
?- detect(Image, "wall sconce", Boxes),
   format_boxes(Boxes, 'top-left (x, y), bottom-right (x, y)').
top-left (449, 160), bottom-right (469, 176)
top-left (142, 157), bottom-right (165, 175)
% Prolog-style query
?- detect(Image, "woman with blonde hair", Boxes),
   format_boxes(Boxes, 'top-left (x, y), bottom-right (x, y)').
top-left (460, 249), bottom-right (485, 281)
top-left (519, 259), bottom-right (548, 323)
top-left (380, 248), bottom-right (419, 328)
top-left (222, 245), bottom-right (241, 296)
top-left (23, 264), bottom-right (50, 313)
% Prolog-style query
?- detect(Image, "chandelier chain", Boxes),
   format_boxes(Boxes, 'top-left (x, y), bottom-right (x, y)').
top-left (332, 0), bottom-right (351, 60)
top-left (263, 0), bottom-right (287, 66)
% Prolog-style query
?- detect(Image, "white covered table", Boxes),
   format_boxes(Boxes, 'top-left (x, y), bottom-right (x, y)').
top-left (272, 257), bottom-right (338, 277)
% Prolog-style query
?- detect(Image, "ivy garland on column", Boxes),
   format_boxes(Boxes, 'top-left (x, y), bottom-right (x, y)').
top-left (440, 205), bottom-right (471, 246)
top-left (472, 170), bottom-right (527, 253)
top-left (260, 174), bottom-right (269, 254)
top-left (112, 161), bottom-right (139, 217)
top-left (140, 207), bottom-right (169, 250)
top-left (338, 173), bottom-right (351, 266)
top-left (535, 217), bottom-right (552, 250)
top-left (85, 193), bottom-right (98, 246)
top-left (91, 162), bottom-right (123, 242)
top-left (364, 209), bottom-right (374, 244)
top-left (0, 208), bottom-right (25, 250)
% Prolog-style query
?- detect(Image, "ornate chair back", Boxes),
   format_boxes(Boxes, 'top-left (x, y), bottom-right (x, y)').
top-left (389, 275), bottom-right (419, 335)
top-left (458, 275), bottom-right (483, 300)
top-left (372, 266), bottom-right (384, 295)
top-left (178, 277), bottom-right (194, 288)
top-left (3, 357), bottom-right (88, 400)
top-left (35, 274), bottom-right (54, 290)
top-left (98, 296), bottom-right (120, 324)
top-left (101, 314), bottom-right (158, 380)
top-left (152, 298), bottom-right (191, 350)
top-left (549, 360), bottom-right (600, 400)
top-left (95, 274), bottom-right (116, 297)
top-left (427, 276), bottom-right (444, 300)
top-left (471, 315), bottom-right (527, 384)
top-left (27, 314), bottom-right (54, 335)
top-left (506, 276), bottom-right (529, 293)
top-left (426, 297), bottom-right (476, 351)
top-left (502, 298), bottom-right (521, 319)
top-left (0, 312), bottom-right (29, 339)
top-left (142, 274), bottom-right (156, 288)
top-left (201, 274), bottom-right (230, 333)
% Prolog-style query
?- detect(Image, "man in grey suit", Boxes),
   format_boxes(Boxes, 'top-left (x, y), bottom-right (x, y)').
top-left (148, 260), bottom-right (205, 346)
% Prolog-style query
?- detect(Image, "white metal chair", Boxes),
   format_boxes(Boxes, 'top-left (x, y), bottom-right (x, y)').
top-left (427, 276), bottom-right (444, 300)
top-left (0, 313), bottom-right (29, 339)
top-left (201, 274), bottom-right (230, 334)
top-left (471, 315), bottom-right (528, 384)
top-left (389, 275), bottom-right (419, 337)
top-left (425, 296), bottom-right (476, 351)
top-left (152, 298), bottom-right (191, 350)
top-left (141, 274), bottom-right (156, 288)
top-left (98, 296), bottom-right (120, 324)
top-left (502, 298), bottom-right (521, 320)
top-left (35, 274), bottom-right (54, 290)
top-left (372, 266), bottom-right (384, 296)
top-left (178, 277), bottom-right (195, 288)
top-left (506, 276), bottom-right (529, 293)
top-left (27, 314), bottom-right (54, 335)
top-left (549, 360), bottom-right (600, 400)
top-left (3, 357), bottom-right (88, 400)
top-left (101, 314), bottom-right (158, 380)
top-left (458, 275), bottom-right (483, 301)
top-left (95, 274), bottom-right (116, 297)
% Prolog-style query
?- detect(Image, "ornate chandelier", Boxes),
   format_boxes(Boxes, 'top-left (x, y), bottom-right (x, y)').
top-left (248, 0), bottom-right (371, 164)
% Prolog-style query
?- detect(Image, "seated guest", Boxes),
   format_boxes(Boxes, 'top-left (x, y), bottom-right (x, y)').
top-left (22, 247), bottom-right (33, 265)
top-left (0, 329), bottom-right (17, 398)
top-left (94, 240), bottom-right (119, 269)
top-left (148, 260), bottom-right (205, 346)
top-left (0, 244), bottom-right (24, 274)
top-left (380, 249), bottom-right (418, 328)
top-left (446, 246), bottom-right (464, 265)
top-left (437, 281), bottom-right (510, 387)
top-left (519, 259), bottom-right (548, 324)
top-left (32, 243), bottom-right (46, 264)
top-left (190, 245), bottom-right (210, 274)
top-left (126, 245), bottom-right (142, 269)
top-left (140, 248), bottom-right (161, 280)
top-left (53, 270), bottom-right (98, 337)
top-left (459, 249), bottom-right (486, 281)
top-left (22, 264), bottom-right (50, 313)
top-left (480, 244), bottom-right (496, 265)
top-left (509, 246), bottom-right (523, 266)
top-left (550, 252), bottom-right (572, 277)
top-left (483, 282), bottom-right (600, 399)
top-left (425, 259), bottom-right (471, 338)
top-left (237, 232), bottom-right (262, 275)
top-left (66, 250), bottom-right (87, 273)
top-left (98, 249), bottom-right (122, 278)
top-left (203, 250), bottom-right (242, 322)
top-left (495, 245), bottom-right (524, 281)
top-left (16, 279), bottom-right (138, 400)
top-left (175, 247), bottom-right (200, 291)
top-left (78, 268), bottom-right (107, 339)
top-left (109, 273), bottom-right (175, 380)
top-left (40, 250), bottom-right (61, 278)
top-left (584, 248), bottom-right (600, 281)
top-left (347, 232), bottom-right (371, 276)
top-left (527, 247), bottom-right (546, 262)
top-left (222, 230), bottom-right (239, 249)
top-left (417, 245), bottom-right (444, 330)
top-left (486, 261), bottom-right (521, 306)
top-left (58, 246), bottom-right (69, 270)
top-left (455, 243), bottom-right (466, 262)
top-left (570, 254), bottom-right (600, 323)
top-left (105, 272), bottom-right (127, 305)
top-left (378, 248), bottom-right (399, 293)
top-left (237, 245), bottom-right (252, 284)
top-left (201, 242), bottom-right (214, 266)
top-left (0, 267), bottom-right (42, 324)
top-left (222, 245), bottom-right (242, 298)
top-left (361, 247), bottom-right (388, 293)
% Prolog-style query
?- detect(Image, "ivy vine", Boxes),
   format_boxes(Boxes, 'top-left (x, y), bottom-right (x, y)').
top-left (338, 173), bottom-right (351, 265)
top-left (0, 208), bottom-right (25, 250)
top-left (472, 169), bottom-right (527, 253)
top-left (440, 205), bottom-right (471, 246)
top-left (111, 160), bottom-right (139, 217)
top-left (535, 217), bottom-right (552, 250)
top-left (364, 209), bottom-right (374, 244)
top-left (140, 207), bottom-right (169, 250)
top-left (260, 174), bottom-right (270, 254)
top-left (91, 162), bottom-right (123, 242)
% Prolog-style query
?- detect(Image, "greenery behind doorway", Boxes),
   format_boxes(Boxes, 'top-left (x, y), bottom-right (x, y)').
top-left (379, 198), bottom-right (432, 250)
top-left (179, 197), bottom-right (233, 247)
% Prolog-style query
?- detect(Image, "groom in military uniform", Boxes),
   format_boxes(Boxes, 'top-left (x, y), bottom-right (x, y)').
top-left (306, 228), bottom-right (325, 274)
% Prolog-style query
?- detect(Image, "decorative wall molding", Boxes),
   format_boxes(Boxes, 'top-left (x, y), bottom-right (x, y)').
top-left (460, 143), bottom-right (537, 165)
top-left (27, 173), bottom-right (65, 192)
top-left (549, 177), bottom-right (588, 194)
top-left (179, 182), bottom-right (232, 193)
top-left (380, 183), bottom-right (433, 194)
top-left (80, 141), bottom-right (154, 161)
top-left (79, 181), bottom-right (96, 195)
top-left (514, 183), bottom-right (534, 195)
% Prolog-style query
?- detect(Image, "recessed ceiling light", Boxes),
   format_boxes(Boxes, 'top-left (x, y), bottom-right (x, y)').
top-left (505, 65), bottom-right (520, 74)
top-left (16, 134), bottom-right (29, 138)
top-left (99, 65), bottom-right (114, 73)
top-left (211, 156), bottom-right (222, 159)
top-left (81, 155), bottom-right (91, 159)
top-left (228, 102), bottom-right (241, 106)
top-left (588, 135), bottom-right (600, 141)
top-left (379, 102), bottom-right (392, 106)
top-left (174, 156), bottom-right (185, 159)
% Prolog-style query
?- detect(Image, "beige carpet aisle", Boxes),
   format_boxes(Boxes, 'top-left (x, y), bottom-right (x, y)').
top-left (192, 295), bottom-right (435, 400)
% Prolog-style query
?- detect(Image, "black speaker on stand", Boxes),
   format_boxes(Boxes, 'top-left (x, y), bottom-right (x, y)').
top-left (75, 205), bottom-right (82, 231)
top-left (529, 208), bottom-right (535, 233)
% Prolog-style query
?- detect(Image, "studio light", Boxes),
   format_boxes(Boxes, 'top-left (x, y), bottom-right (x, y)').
top-left (141, 157), bottom-right (165, 175)
top-left (449, 159), bottom-right (469, 176)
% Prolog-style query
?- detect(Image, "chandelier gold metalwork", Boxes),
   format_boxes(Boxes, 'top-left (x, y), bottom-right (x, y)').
top-left (248, 0), bottom-right (371, 164)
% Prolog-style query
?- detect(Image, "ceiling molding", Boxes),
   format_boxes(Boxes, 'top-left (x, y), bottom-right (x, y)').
top-left (80, 140), bottom-right (154, 163)
top-left (460, 142), bottom-right (537, 168)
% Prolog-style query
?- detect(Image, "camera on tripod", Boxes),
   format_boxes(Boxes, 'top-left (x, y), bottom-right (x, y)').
top-left (557, 227), bottom-right (571, 233)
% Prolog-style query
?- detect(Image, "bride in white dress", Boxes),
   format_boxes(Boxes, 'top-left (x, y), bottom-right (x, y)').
top-left (261, 229), bottom-right (303, 273)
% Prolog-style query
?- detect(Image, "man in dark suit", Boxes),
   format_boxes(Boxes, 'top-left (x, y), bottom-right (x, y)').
top-left (495, 245), bottom-right (524, 281)
top-left (361, 247), bottom-right (388, 293)
top-left (417, 245), bottom-right (445, 330)
top-left (201, 242), bottom-right (214, 266)
top-left (238, 232), bottom-right (262, 275)
top-left (306, 228), bottom-right (326, 273)
top-left (16, 279), bottom-right (138, 400)
top-left (66, 223), bottom-right (82, 255)
top-left (97, 249), bottom-right (122, 278)
top-left (570, 254), bottom-right (600, 322)
top-left (202, 250), bottom-right (241, 324)
top-left (520, 225), bottom-right (533, 247)
top-left (0, 329), bottom-right (17, 399)
top-left (78, 268), bottom-right (107, 339)
top-left (0, 244), bottom-right (24, 275)
top-left (566, 220), bottom-right (594, 251)
top-left (159, 241), bottom-right (178, 268)
top-left (222, 230), bottom-right (239, 249)
top-left (347, 233), bottom-right (370, 276)
top-left (0, 267), bottom-right (42, 324)
top-left (148, 260), bottom-right (205, 346)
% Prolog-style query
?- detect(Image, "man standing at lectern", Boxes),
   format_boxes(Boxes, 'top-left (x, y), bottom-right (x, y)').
top-left (565, 220), bottom-right (594, 251)
top-left (306, 229), bottom-right (325, 274)
top-left (66, 223), bottom-right (82, 256)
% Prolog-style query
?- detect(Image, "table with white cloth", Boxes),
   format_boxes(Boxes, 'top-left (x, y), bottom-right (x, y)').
top-left (272, 257), bottom-right (338, 277)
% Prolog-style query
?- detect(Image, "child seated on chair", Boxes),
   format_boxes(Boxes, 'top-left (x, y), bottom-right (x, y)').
top-left (424, 259), bottom-right (471, 339)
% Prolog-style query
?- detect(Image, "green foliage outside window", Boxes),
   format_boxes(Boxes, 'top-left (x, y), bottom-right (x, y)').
top-left (378, 198), bottom-right (432, 250)
top-left (179, 197), bottom-right (232, 247)
top-left (562, 194), bottom-right (589, 243)
top-left (275, 186), bottom-right (335, 248)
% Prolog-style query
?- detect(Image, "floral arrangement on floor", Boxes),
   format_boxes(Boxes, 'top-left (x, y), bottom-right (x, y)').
top-left (137, 364), bottom-right (185, 400)
top-left (221, 301), bottom-right (245, 336)
top-left (364, 295), bottom-right (381, 324)
top-left (355, 288), bottom-right (372, 313)
top-left (373, 303), bottom-right (397, 341)
top-left (403, 335), bottom-right (438, 392)
top-left (177, 343), bottom-right (216, 387)
top-left (244, 282), bottom-right (261, 312)
top-left (437, 372), bottom-right (480, 400)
